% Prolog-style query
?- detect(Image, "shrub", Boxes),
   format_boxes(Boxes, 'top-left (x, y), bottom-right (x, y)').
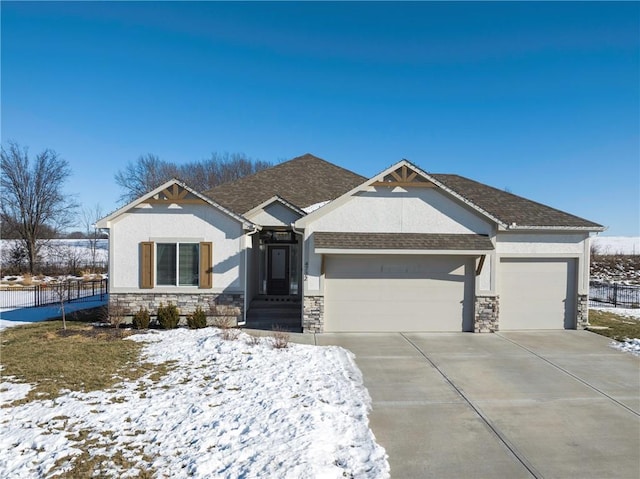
top-left (187, 306), bottom-right (207, 329)
top-left (271, 327), bottom-right (290, 349)
top-left (107, 301), bottom-right (125, 329)
top-left (157, 302), bottom-right (180, 329)
top-left (213, 316), bottom-right (239, 340)
top-left (132, 307), bottom-right (151, 330)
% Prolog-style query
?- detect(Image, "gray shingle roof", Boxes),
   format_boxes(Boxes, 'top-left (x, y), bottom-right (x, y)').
top-left (314, 232), bottom-right (494, 251)
top-left (431, 174), bottom-right (603, 229)
top-left (204, 153), bottom-right (366, 215)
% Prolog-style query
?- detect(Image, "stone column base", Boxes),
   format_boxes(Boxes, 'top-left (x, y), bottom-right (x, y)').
top-left (577, 294), bottom-right (589, 329)
top-left (474, 295), bottom-right (499, 333)
top-left (303, 296), bottom-right (324, 333)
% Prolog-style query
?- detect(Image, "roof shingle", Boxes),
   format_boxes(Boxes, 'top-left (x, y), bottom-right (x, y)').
top-left (204, 153), bottom-right (366, 215)
top-left (431, 174), bottom-right (603, 229)
top-left (314, 232), bottom-right (494, 251)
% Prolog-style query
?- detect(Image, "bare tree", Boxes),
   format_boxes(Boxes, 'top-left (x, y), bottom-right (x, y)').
top-left (114, 154), bottom-right (179, 204)
top-left (1, 142), bottom-right (78, 274)
top-left (81, 203), bottom-right (103, 272)
top-left (114, 152), bottom-right (272, 203)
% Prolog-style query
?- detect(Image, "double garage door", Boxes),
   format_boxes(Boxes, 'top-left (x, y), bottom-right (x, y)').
top-left (499, 258), bottom-right (577, 330)
top-left (324, 255), bottom-right (474, 332)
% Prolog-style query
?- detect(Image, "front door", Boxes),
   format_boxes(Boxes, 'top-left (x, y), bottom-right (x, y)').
top-left (267, 246), bottom-right (290, 295)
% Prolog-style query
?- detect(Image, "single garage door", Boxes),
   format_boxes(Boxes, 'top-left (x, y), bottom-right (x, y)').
top-left (324, 255), bottom-right (474, 332)
top-left (499, 258), bottom-right (577, 330)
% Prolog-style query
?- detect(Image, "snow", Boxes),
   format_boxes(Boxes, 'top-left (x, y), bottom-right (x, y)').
top-left (610, 338), bottom-right (640, 357)
top-left (591, 236), bottom-right (640, 255)
top-left (302, 200), bottom-right (331, 213)
top-left (590, 306), bottom-right (640, 321)
top-left (0, 238), bottom-right (109, 266)
top-left (0, 328), bottom-right (389, 478)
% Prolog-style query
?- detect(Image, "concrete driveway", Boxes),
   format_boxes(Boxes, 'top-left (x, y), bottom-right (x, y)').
top-left (316, 331), bottom-right (640, 479)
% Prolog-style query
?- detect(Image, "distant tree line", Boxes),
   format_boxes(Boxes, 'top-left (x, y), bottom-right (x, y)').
top-left (1, 142), bottom-right (270, 274)
top-left (114, 153), bottom-right (272, 204)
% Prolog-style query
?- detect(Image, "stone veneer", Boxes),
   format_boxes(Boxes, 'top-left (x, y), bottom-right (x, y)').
top-left (109, 292), bottom-right (244, 325)
top-left (576, 294), bottom-right (589, 329)
top-left (474, 295), bottom-right (499, 333)
top-left (303, 296), bottom-right (324, 333)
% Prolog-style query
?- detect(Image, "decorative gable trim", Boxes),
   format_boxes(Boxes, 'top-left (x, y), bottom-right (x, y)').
top-left (371, 164), bottom-right (435, 188)
top-left (296, 159), bottom-right (504, 229)
top-left (142, 183), bottom-right (206, 205)
top-left (96, 178), bottom-right (258, 230)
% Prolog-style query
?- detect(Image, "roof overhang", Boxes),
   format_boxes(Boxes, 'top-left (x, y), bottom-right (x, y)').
top-left (313, 232), bottom-right (494, 255)
top-left (96, 178), bottom-right (258, 230)
top-left (498, 224), bottom-right (607, 232)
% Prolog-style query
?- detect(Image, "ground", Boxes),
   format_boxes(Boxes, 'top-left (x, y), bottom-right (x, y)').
top-left (0, 324), bottom-right (389, 478)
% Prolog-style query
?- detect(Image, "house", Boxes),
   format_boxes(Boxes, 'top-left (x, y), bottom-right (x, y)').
top-left (96, 153), bottom-right (605, 333)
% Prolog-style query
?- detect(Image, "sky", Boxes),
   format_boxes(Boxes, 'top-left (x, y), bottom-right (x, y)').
top-left (1, 1), bottom-right (639, 236)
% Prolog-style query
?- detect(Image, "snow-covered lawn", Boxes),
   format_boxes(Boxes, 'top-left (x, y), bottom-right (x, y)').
top-left (0, 328), bottom-right (389, 478)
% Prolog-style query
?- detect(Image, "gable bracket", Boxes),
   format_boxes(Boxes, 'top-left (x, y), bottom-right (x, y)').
top-left (476, 255), bottom-right (486, 276)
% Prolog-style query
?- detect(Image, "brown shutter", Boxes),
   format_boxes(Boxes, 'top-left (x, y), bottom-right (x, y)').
top-left (140, 241), bottom-right (154, 289)
top-left (199, 242), bottom-right (213, 289)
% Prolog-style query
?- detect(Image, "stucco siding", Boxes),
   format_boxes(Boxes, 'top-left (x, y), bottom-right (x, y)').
top-left (496, 233), bottom-right (587, 255)
top-left (245, 202), bottom-right (302, 227)
top-left (109, 203), bottom-right (245, 293)
top-left (309, 188), bottom-right (492, 235)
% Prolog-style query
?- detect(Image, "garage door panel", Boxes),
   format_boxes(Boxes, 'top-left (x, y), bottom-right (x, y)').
top-left (500, 258), bottom-right (577, 330)
top-left (324, 255), bottom-right (473, 332)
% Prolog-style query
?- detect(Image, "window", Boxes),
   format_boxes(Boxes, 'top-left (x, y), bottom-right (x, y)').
top-left (140, 241), bottom-right (212, 289)
top-left (157, 243), bottom-right (199, 286)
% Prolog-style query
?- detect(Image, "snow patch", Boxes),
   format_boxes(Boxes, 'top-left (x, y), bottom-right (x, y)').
top-left (302, 200), bottom-right (331, 213)
top-left (610, 338), bottom-right (640, 356)
top-left (0, 328), bottom-right (389, 478)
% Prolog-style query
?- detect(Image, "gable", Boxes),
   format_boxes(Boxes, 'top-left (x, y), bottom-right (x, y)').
top-left (97, 179), bottom-right (255, 230)
top-left (304, 186), bottom-right (493, 235)
top-left (297, 160), bottom-right (603, 232)
top-left (245, 199), bottom-right (304, 227)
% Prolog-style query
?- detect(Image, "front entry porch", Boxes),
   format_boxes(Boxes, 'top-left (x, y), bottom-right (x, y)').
top-left (246, 229), bottom-right (303, 332)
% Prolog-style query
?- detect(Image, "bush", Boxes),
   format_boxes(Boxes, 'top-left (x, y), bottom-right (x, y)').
top-left (157, 302), bottom-right (180, 329)
top-left (107, 301), bottom-right (125, 330)
top-left (271, 327), bottom-right (290, 349)
top-left (132, 307), bottom-right (151, 330)
top-left (187, 306), bottom-right (207, 329)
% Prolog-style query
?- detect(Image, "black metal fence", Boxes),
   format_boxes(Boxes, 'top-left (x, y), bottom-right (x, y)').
top-left (0, 279), bottom-right (108, 309)
top-left (589, 280), bottom-right (640, 308)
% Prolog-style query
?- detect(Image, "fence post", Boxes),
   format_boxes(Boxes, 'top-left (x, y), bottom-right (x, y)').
top-left (613, 283), bottom-right (618, 307)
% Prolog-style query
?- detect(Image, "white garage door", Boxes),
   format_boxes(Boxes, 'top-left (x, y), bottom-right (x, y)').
top-left (324, 255), bottom-right (473, 332)
top-left (499, 258), bottom-right (577, 330)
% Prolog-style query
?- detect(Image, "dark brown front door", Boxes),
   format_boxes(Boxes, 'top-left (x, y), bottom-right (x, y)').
top-left (267, 246), bottom-right (289, 295)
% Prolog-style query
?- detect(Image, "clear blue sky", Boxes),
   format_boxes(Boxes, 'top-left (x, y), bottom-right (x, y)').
top-left (2, 1), bottom-right (638, 236)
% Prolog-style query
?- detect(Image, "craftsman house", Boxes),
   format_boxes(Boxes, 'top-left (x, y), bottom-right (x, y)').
top-left (97, 154), bottom-right (604, 333)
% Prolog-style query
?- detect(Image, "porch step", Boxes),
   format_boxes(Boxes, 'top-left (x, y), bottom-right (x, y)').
top-left (245, 299), bottom-right (302, 333)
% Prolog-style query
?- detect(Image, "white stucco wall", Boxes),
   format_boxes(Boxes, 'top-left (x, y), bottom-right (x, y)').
top-left (109, 203), bottom-right (245, 293)
top-left (309, 188), bottom-right (492, 235)
top-left (245, 202), bottom-right (302, 228)
top-left (302, 187), bottom-right (494, 294)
